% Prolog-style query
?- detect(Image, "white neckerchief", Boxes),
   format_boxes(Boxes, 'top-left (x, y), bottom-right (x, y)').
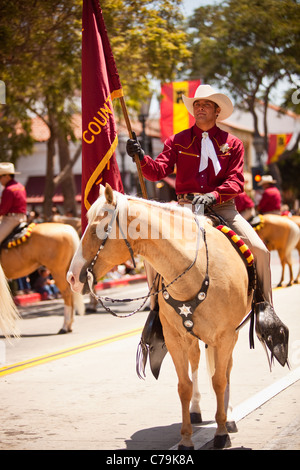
top-left (199, 131), bottom-right (221, 175)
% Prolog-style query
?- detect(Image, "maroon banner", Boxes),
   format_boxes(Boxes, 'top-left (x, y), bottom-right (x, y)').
top-left (81, 0), bottom-right (124, 230)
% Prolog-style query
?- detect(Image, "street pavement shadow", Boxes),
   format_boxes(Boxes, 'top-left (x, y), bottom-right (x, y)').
top-left (124, 420), bottom-right (214, 450)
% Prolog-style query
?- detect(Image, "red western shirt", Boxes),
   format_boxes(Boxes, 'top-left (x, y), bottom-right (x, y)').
top-left (235, 192), bottom-right (254, 213)
top-left (257, 187), bottom-right (281, 214)
top-left (140, 124), bottom-right (244, 204)
top-left (0, 179), bottom-right (27, 215)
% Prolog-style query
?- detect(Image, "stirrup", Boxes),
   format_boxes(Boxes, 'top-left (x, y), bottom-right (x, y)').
top-left (255, 301), bottom-right (289, 369)
top-left (136, 307), bottom-right (168, 380)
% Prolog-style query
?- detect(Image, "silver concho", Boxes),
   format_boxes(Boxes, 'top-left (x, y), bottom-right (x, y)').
top-left (163, 290), bottom-right (169, 300)
top-left (198, 291), bottom-right (206, 301)
top-left (184, 319), bottom-right (194, 328)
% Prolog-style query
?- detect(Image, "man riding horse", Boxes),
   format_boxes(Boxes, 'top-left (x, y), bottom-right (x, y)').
top-left (126, 84), bottom-right (284, 374)
top-left (0, 162), bottom-right (27, 244)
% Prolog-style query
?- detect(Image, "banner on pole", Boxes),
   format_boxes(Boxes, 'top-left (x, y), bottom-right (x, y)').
top-left (81, 0), bottom-right (124, 230)
top-left (267, 133), bottom-right (292, 164)
top-left (160, 80), bottom-right (201, 142)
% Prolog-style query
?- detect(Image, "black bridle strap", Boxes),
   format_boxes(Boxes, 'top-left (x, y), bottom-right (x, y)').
top-left (87, 200), bottom-right (136, 275)
top-left (88, 204), bottom-right (118, 274)
top-left (116, 213), bottom-right (136, 268)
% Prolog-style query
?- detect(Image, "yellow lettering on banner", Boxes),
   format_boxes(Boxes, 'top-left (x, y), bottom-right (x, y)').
top-left (82, 96), bottom-right (114, 144)
top-left (173, 81), bottom-right (189, 135)
top-left (88, 121), bottom-right (102, 134)
top-left (83, 130), bottom-right (94, 144)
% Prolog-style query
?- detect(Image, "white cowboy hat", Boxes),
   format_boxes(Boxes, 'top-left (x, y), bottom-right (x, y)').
top-left (0, 162), bottom-right (20, 176)
top-left (258, 175), bottom-right (277, 186)
top-left (182, 84), bottom-right (234, 122)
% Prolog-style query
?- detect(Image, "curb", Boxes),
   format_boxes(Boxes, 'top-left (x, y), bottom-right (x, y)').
top-left (94, 274), bottom-right (147, 291)
top-left (14, 292), bottom-right (42, 306)
top-left (13, 274), bottom-right (147, 306)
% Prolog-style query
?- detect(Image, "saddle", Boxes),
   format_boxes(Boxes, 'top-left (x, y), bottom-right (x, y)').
top-left (0, 222), bottom-right (36, 250)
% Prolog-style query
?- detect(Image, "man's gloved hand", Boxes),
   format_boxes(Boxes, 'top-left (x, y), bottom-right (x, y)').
top-left (126, 131), bottom-right (145, 161)
top-left (192, 193), bottom-right (217, 207)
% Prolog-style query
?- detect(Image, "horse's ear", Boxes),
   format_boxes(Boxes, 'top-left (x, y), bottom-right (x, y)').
top-left (105, 183), bottom-right (114, 204)
top-left (99, 184), bottom-right (105, 197)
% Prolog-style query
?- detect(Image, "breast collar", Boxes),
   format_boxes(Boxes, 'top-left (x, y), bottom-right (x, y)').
top-left (161, 219), bottom-right (210, 340)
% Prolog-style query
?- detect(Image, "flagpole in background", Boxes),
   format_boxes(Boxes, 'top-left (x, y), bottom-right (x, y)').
top-left (119, 96), bottom-right (148, 199)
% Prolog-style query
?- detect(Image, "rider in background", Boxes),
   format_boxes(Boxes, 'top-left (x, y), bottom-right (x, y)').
top-left (126, 84), bottom-right (273, 305)
top-left (257, 175), bottom-right (282, 215)
top-left (0, 162), bottom-right (27, 244)
top-left (235, 191), bottom-right (256, 221)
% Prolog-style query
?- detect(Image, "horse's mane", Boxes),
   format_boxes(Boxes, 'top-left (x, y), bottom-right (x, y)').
top-left (87, 191), bottom-right (199, 225)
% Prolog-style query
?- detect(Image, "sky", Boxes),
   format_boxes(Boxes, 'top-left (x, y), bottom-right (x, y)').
top-left (180, 0), bottom-right (220, 16)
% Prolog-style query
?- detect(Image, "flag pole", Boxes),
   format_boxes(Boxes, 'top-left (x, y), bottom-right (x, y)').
top-left (119, 96), bottom-right (148, 200)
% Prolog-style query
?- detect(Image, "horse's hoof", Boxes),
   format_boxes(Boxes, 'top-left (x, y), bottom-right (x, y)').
top-left (213, 433), bottom-right (231, 449)
top-left (178, 444), bottom-right (194, 451)
top-left (58, 328), bottom-right (69, 334)
top-left (226, 420), bottom-right (238, 433)
top-left (190, 412), bottom-right (202, 424)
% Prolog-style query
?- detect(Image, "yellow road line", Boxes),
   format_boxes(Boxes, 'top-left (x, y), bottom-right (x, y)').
top-left (0, 327), bottom-right (142, 377)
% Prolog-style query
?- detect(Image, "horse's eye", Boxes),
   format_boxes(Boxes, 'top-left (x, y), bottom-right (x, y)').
top-left (89, 224), bottom-right (97, 236)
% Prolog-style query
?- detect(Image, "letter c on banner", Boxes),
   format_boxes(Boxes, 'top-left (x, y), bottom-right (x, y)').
top-left (83, 130), bottom-right (94, 144)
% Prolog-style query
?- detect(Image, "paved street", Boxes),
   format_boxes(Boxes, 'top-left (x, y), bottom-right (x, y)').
top-left (0, 250), bottom-right (299, 451)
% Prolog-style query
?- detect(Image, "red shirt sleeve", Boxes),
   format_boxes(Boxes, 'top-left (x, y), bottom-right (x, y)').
top-left (235, 192), bottom-right (254, 212)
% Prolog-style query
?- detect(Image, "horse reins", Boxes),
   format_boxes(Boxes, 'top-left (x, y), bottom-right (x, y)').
top-left (86, 200), bottom-right (209, 318)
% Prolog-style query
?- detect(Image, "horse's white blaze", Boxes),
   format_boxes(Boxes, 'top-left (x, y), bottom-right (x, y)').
top-left (67, 241), bottom-right (86, 293)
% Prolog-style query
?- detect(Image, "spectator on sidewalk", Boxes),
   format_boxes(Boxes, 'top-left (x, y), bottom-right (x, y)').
top-left (33, 266), bottom-right (60, 300)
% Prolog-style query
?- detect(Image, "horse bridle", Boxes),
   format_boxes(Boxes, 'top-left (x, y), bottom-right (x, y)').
top-left (85, 198), bottom-right (209, 318)
top-left (86, 199), bottom-right (136, 282)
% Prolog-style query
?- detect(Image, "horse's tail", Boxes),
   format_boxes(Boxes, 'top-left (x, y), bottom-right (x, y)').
top-left (0, 263), bottom-right (20, 338)
top-left (286, 219), bottom-right (300, 261)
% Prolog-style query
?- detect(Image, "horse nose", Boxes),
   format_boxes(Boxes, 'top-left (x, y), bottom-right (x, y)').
top-left (67, 270), bottom-right (75, 286)
top-left (67, 270), bottom-right (79, 292)
top-left (67, 271), bottom-right (75, 286)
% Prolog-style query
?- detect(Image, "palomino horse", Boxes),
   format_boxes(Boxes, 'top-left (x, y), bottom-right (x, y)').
top-left (0, 223), bottom-right (85, 334)
top-left (67, 185), bottom-right (254, 449)
top-left (0, 262), bottom-right (19, 338)
top-left (254, 214), bottom-right (300, 287)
